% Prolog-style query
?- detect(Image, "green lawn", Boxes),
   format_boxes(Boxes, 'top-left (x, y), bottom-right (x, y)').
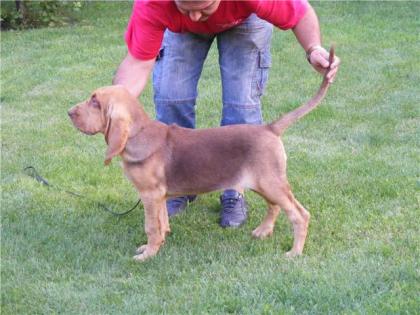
top-left (1, 1), bottom-right (419, 314)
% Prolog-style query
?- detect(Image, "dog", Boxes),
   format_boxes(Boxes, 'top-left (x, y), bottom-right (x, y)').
top-left (68, 47), bottom-right (335, 261)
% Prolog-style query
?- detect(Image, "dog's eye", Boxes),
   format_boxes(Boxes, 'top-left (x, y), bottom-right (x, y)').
top-left (90, 95), bottom-right (101, 109)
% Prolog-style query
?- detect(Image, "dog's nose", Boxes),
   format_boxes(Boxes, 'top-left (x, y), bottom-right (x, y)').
top-left (68, 108), bottom-right (77, 118)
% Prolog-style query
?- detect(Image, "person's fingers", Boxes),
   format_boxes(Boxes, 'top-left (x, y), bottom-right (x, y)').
top-left (309, 48), bottom-right (340, 83)
top-left (328, 56), bottom-right (340, 83)
top-left (326, 66), bottom-right (338, 83)
top-left (312, 51), bottom-right (330, 68)
top-left (330, 56), bottom-right (341, 70)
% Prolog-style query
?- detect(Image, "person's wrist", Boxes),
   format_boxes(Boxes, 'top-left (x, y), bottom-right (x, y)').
top-left (306, 45), bottom-right (323, 63)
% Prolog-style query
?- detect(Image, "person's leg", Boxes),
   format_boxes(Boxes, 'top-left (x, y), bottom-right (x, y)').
top-left (153, 31), bottom-right (214, 216)
top-left (217, 14), bottom-right (273, 227)
top-left (153, 30), bottom-right (214, 129)
top-left (217, 14), bottom-right (273, 126)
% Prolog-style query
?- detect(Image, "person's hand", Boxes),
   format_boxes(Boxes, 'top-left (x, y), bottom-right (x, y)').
top-left (307, 45), bottom-right (340, 83)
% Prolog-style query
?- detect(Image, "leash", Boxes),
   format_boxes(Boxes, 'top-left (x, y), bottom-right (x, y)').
top-left (23, 166), bottom-right (140, 217)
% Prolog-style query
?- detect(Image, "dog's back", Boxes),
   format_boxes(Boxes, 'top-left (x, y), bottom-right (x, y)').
top-left (164, 123), bottom-right (284, 196)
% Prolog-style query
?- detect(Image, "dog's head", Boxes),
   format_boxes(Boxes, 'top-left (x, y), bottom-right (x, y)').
top-left (68, 85), bottom-right (147, 165)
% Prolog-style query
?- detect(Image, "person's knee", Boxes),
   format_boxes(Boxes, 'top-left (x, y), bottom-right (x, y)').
top-left (221, 103), bottom-right (263, 126)
top-left (155, 101), bottom-right (196, 128)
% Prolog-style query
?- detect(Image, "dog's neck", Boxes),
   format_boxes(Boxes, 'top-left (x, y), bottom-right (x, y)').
top-left (121, 101), bottom-right (168, 164)
top-left (123, 120), bottom-right (168, 164)
top-left (128, 101), bottom-right (152, 138)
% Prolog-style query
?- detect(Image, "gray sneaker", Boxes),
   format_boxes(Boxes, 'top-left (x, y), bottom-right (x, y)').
top-left (167, 195), bottom-right (196, 217)
top-left (220, 190), bottom-right (247, 228)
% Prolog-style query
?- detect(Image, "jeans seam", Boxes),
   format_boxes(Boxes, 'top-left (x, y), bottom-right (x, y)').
top-left (251, 49), bottom-right (261, 98)
top-left (252, 51), bottom-right (271, 98)
top-left (223, 102), bottom-right (261, 109)
top-left (155, 98), bottom-right (197, 105)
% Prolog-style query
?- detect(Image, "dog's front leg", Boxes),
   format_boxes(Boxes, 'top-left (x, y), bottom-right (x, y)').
top-left (133, 196), bottom-right (166, 262)
top-left (159, 200), bottom-right (171, 238)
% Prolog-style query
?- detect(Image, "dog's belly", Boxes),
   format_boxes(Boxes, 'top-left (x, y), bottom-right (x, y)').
top-left (165, 149), bottom-right (246, 195)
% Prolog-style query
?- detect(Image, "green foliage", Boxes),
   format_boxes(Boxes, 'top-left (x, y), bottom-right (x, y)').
top-left (1, 0), bottom-right (82, 30)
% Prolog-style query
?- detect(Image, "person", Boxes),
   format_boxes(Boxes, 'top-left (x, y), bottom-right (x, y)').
top-left (113, 0), bottom-right (340, 228)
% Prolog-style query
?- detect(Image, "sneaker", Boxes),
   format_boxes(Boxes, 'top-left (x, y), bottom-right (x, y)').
top-left (167, 195), bottom-right (196, 217)
top-left (220, 189), bottom-right (247, 228)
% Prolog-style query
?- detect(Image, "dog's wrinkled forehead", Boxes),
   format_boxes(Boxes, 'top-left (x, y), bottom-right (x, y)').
top-left (90, 85), bottom-right (127, 111)
top-left (77, 92), bottom-right (105, 120)
top-left (90, 89), bottom-right (109, 109)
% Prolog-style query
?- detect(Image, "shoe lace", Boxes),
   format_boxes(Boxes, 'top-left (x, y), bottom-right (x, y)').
top-left (221, 197), bottom-right (239, 214)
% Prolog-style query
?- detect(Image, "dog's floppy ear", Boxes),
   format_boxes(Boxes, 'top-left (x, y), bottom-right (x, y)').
top-left (104, 106), bottom-right (129, 166)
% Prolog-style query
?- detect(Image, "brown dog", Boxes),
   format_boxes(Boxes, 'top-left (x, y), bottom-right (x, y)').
top-left (68, 48), bottom-right (335, 261)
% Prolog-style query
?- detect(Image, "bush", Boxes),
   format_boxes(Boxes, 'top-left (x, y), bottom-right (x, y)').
top-left (1, 1), bottom-right (82, 30)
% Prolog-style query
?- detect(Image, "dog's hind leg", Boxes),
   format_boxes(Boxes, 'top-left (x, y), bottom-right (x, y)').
top-left (281, 190), bottom-right (310, 258)
top-left (253, 180), bottom-right (310, 257)
top-left (252, 202), bottom-right (281, 239)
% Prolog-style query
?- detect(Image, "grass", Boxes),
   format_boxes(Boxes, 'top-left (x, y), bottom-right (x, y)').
top-left (1, 1), bottom-right (419, 314)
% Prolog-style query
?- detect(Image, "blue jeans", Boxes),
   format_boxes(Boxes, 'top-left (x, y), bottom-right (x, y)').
top-left (153, 14), bottom-right (273, 128)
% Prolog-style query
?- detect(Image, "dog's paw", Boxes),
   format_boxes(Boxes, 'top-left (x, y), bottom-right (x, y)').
top-left (252, 225), bottom-right (274, 239)
top-left (133, 244), bottom-right (159, 262)
top-left (285, 250), bottom-right (302, 259)
top-left (135, 245), bottom-right (148, 255)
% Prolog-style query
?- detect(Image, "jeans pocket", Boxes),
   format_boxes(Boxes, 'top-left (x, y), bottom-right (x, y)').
top-left (254, 49), bottom-right (272, 97)
top-left (152, 46), bottom-right (165, 96)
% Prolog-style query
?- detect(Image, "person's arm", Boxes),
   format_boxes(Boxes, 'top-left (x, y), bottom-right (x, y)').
top-left (113, 52), bottom-right (156, 98)
top-left (292, 4), bottom-right (340, 83)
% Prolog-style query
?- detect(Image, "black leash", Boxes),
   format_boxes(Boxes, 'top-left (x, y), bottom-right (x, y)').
top-left (23, 166), bottom-right (140, 216)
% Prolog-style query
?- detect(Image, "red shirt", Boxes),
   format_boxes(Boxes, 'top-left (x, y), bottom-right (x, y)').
top-left (126, 0), bottom-right (308, 60)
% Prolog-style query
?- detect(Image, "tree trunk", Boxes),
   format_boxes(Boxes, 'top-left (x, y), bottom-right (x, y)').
top-left (15, 0), bottom-right (29, 27)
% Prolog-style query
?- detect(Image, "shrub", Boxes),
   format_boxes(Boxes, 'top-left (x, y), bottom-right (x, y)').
top-left (1, 0), bottom-right (82, 30)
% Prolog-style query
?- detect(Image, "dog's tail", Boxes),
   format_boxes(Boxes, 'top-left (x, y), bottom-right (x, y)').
top-left (268, 45), bottom-right (335, 136)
